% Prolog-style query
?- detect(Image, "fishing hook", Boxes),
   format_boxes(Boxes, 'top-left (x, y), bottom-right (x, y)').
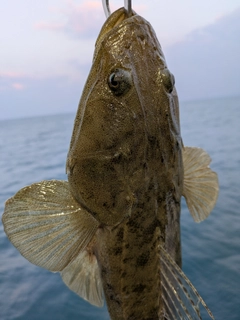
top-left (102, 0), bottom-right (132, 18)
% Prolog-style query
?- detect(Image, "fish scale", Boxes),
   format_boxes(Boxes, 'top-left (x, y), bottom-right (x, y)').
top-left (96, 201), bottom-right (162, 319)
top-left (95, 167), bottom-right (182, 319)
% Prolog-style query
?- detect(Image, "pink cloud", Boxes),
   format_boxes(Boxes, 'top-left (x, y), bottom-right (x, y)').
top-left (62, 1), bottom-right (103, 37)
top-left (35, 0), bottom-right (104, 38)
top-left (0, 72), bottom-right (26, 79)
top-left (12, 83), bottom-right (25, 90)
top-left (0, 73), bottom-right (28, 91)
top-left (34, 1), bottom-right (147, 39)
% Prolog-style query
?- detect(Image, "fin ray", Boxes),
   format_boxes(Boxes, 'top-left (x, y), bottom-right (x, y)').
top-left (182, 147), bottom-right (219, 222)
top-left (2, 180), bottom-right (99, 272)
top-left (61, 243), bottom-right (104, 307)
top-left (161, 246), bottom-right (214, 319)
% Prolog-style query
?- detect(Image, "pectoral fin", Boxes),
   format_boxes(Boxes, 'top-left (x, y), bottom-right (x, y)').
top-left (161, 246), bottom-right (215, 319)
top-left (2, 180), bottom-right (103, 306)
top-left (182, 147), bottom-right (219, 222)
top-left (61, 243), bottom-right (104, 307)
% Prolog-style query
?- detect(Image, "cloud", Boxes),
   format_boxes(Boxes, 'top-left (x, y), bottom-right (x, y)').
top-left (0, 70), bottom-right (89, 120)
top-left (35, 0), bottom-right (105, 39)
top-left (35, 22), bottom-right (65, 31)
top-left (0, 73), bottom-right (27, 92)
top-left (165, 7), bottom-right (240, 100)
top-left (0, 74), bottom-right (82, 120)
top-left (0, 72), bottom-right (27, 79)
top-left (12, 83), bottom-right (25, 90)
top-left (2, 4), bottom-right (239, 120)
top-left (35, 0), bottom-right (147, 39)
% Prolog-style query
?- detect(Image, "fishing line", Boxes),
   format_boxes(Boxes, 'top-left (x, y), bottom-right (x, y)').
top-left (102, 0), bottom-right (132, 18)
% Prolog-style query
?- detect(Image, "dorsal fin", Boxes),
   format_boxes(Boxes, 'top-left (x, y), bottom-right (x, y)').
top-left (161, 246), bottom-right (215, 319)
top-left (182, 147), bottom-right (219, 222)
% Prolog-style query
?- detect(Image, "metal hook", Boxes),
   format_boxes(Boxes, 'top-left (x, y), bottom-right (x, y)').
top-left (102, 0), bottom-right (132, 18)
top-left (102, 0), bottom-right (110, 18)
top-left (124, 0), bottom-right (132, 16)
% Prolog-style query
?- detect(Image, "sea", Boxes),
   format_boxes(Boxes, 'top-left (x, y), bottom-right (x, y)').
top-left (0, 95), bottom-right (240, 320)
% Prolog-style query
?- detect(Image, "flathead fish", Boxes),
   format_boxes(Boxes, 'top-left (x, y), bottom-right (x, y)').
top-left (2, 6), bottom-right (218, 320)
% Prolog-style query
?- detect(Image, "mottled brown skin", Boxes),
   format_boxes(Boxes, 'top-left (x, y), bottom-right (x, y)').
top-left (67, 8), bottom-right (183, 320)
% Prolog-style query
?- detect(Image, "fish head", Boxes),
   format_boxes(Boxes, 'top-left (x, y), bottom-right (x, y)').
top-left (66, 8), bottom-right (182, 227)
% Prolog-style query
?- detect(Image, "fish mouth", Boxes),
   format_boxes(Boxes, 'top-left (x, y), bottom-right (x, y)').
top-left (95, 7), bottom-right (134, 49)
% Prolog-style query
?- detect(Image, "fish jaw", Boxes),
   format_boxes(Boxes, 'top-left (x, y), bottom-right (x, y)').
top-left (66, 8), bottom-right (183, 228)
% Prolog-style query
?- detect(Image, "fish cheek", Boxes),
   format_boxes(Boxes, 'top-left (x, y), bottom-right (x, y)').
top-left (72, 93), bottom-right (135, 152)
top-left (68, 157), bottom-right (133, 227)
top-left (67, 95), bottom-right (137, 227)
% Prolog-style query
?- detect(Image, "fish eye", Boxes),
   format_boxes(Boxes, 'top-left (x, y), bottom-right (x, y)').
top-left (161, 69), bottom-right (175, 93)
top-left (108, 69), bottom-right (132, 96)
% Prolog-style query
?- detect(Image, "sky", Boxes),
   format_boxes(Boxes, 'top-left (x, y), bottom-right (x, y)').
top-left (0, 0), bottom-right (240, 120)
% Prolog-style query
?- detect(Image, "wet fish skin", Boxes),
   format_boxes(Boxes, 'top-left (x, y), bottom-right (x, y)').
top-left (67, 8), bottom-right (182, 234)
top-left (67, 8), bottom-right (182, 319)
top-left (2, 7), bottom-right (218, 320)
top-left (67, 8), bottom-right (218, 319)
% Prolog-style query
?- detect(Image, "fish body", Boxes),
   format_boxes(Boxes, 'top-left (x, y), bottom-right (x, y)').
top-left (66, 8), bottom-right (182, 319)
top-left (2, 7), bottom-right (219, 320)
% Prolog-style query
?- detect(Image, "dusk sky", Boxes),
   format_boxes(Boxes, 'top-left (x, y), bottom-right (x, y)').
top-left (1, 0), bottom-right (240, 120)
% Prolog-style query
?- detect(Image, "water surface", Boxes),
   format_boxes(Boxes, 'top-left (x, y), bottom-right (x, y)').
top-left (1, 96), bottom-right (240, 319)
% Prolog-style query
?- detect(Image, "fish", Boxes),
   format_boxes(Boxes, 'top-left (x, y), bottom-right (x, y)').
top-left (2, 6), bottom-right (219, 320)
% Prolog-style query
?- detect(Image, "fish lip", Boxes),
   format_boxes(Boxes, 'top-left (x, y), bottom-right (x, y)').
top-left (95, 7), bottom-right (136, 52)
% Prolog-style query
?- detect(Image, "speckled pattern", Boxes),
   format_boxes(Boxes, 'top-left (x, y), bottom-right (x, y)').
top-left (66, 7), bottom-right (183, 320)
top-left (95, 188), bottom-right (181, 319)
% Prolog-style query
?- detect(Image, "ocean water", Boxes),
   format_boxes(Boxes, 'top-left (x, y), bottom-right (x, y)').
top-left (0, 95), bottom-right (240, 320)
